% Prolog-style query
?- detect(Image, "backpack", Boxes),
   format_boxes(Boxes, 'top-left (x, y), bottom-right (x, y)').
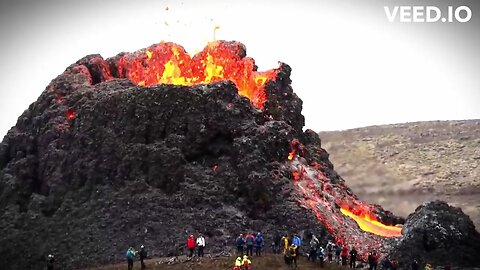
top-left (293, 236), bottom-right (301, 246)
top-left (237, 237), bottom-right (245, 246)
top-left (289, 246), bottom-right (297, 257)
top-left (256, 236), bottom-right (263, 245)
top-left (246, 235), bottom-right (254, 245)
top-left (126, 249), bottom-right (134, 260)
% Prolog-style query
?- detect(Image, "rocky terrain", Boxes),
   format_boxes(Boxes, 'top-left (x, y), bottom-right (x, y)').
top-left (0, 41), bottom-right (478, 270)
top-left (319, 120), bottom-right (480, 229)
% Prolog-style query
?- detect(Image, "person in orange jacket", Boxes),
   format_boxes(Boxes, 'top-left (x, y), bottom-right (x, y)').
top-left (187, 234), bottom-right (196, 257)
top-left (243, 255), bottom-right (252, 270)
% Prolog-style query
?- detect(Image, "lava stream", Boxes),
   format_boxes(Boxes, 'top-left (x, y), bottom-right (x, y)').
top-left (340, 208), bottom-right (402, 237)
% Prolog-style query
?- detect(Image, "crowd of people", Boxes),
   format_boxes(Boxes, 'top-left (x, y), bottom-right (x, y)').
top-left (44, 231), bottom-right (445, 269)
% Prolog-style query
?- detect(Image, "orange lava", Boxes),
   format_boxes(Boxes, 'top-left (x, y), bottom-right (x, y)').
top-left (288, 150), bottom-right (295, 160)
top-left (117, 41), bottom-right (278, 109)
top-left (340, 207), bottom-right (402, 237)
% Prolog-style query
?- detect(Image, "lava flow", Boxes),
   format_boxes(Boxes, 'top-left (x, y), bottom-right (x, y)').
top-left (289, 144), bottom-right (403, 258)
top-left (340, 208), bottom-right (402, 238)
top-left (116, 41), bottom-right (278, 109)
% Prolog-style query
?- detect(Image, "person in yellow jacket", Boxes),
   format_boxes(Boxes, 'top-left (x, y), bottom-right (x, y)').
top-left (233, 257), bottom-right (242, 270)
top-left (281, 234), bottom-right (289, 254)
top-left (243, 255), bottom-right (252, 270)
top-left (425, 263), bottom-right (433, 270)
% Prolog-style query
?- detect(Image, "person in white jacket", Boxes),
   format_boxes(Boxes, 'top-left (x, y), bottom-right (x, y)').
top-left (196, 233), bottom-right (206, 257)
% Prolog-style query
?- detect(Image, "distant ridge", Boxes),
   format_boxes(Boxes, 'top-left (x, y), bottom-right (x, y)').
top-left (319, 119), bottom-right (480, 229)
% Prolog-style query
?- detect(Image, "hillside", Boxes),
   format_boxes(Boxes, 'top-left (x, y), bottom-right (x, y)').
top-left (319, 120), bottom-right (480, 229)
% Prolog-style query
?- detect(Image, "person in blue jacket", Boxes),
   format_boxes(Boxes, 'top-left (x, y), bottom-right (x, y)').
top-left (255, 232), bottom-right (264, 256)
top-left (292, 234), bottom-right (302, 256)
top-left (126, 246), bottom-right (136, 270)
top-left (236, 234), bottom-right (246, 256)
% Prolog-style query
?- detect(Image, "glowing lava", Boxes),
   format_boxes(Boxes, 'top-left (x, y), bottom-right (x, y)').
top-left (289, 146), bottom-right (404, 259)
top-left (117, 41), bottom-right (278, 109)
top-left (340, 208), bottom-right (402, 238)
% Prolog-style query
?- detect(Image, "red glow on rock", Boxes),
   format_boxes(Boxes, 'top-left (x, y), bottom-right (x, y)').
top-left (292, 171), bottom-right (301, 181)
top-left (66, 109), bottom-right (76, 120)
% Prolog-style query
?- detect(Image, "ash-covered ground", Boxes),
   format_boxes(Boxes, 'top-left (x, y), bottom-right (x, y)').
top-left (0, 41), bottom-right (478, 269)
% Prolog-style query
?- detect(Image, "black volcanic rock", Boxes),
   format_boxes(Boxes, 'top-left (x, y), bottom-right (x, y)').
top-left (0, 50), bottom-right (325, 269)
top-left (389, 200), bottom-right (480, 268)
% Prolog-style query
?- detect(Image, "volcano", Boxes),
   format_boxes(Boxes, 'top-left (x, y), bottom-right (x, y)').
top-left (0, 41), bottom-right (479, 270)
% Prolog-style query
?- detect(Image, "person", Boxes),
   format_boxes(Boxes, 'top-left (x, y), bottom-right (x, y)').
top-left (245, 232), bottom-right (255, 256)
top-left (335, 244), bottom-right (342, 263)
top-left (326, 241), bottom-right (334, 262)
top-left (236, 234), bottom-right (245, 256)
top-left (411, 259), bottom-right (419, 270)
top-left (424, 263), bottom-right (433, 270)
top-left (254, 232), bottom-right (264, 256)
top-left (187, 234), bottom-right (196, 257)
top-left (234, 256), bottom-right (243, 270)
top-left (288, 244), bottom-right (298, 268)
top-left (139, 245), bottom-right (147, 269)
top-left (281, 234), bottom-right (289, 254)
top-left (373, 252), bottom-right (379, 270)
top-left (317, 246), bottom-right (325, 268)
top-left (126, 246), bottom-right (136, 270)
top-left (308, 234), bottom-right (319, 262)
top-left (243, 255), bottom-right (252, 270)
top-left (273, 232), bottom-right (281, 254)
top-left (341, 245), bottom-right (348, 266)
top-left (196, 233), bottom-right (206, 257)
top-left (349, 246), bottom-right (357, 268)
top-left (292, 234), bottom-right (302, 248)
top-left (368, 252), bottom-right (376, 270)
top-left (46, 254), bottom-right (55, 270)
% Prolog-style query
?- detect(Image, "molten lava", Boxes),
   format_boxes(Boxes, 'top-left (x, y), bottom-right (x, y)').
top-left (289, 148), bottom-right (403, 259)
top-left (117, 41), bottom-right (278, 109)
top-left (288, 150), bottom-right (295, 160)
top-left (340, 208), bottom-right (402, 238)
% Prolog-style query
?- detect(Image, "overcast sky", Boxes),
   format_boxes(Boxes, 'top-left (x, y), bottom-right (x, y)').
top-left (0, 0), bottom-right (479, 138)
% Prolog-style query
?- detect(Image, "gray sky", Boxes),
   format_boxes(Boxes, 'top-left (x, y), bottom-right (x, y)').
top-left (0, 0), bottom-right (479, 138)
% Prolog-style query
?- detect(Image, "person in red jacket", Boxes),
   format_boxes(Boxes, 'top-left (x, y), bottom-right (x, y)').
top-left (187, 234), bottom-right (196, 257)
top-left (341, 245), bottom-right (349, 266)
